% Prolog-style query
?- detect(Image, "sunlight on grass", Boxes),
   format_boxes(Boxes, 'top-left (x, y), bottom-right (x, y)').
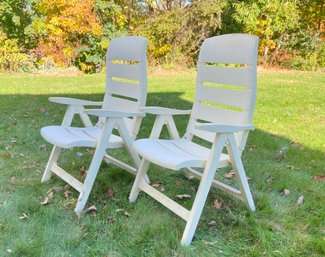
top-left (0, 70), bottom-right (324, 256)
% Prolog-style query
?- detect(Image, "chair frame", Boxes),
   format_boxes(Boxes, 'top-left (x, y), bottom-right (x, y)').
top-left (129, 34), bottom-right (259, 245)
top-left (41, 36), bottom-right (147, 214)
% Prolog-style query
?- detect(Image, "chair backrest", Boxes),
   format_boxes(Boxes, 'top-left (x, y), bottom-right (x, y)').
top-left (100, 36), bottom-right (147, 136)
top-left (185, 34), bottom-right (259, 151)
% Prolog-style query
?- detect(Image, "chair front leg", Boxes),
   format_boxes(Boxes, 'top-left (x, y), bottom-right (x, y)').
top-left (181, 133), bottom-right (227, 246)
top-left (75, 118), bottom-right (116, 215)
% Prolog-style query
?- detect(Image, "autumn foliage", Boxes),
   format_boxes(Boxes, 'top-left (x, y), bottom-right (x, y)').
top-left (0, 0), bottom-right (324, 72)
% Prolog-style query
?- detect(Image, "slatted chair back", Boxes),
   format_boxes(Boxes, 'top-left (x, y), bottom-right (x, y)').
top-left (100, 36), bottom-right (147, 138)
top-left (185, 34), bottom-right (259, 152)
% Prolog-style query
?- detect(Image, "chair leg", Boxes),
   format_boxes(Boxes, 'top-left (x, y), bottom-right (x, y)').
top-left (74, 149), bottom-right (106, 214)
top-left (227, 134), bottom-right (255, 211)
top-left (41, 146), bottom-right (62, 182)
top-left (181, 133), bottom-right (227, 246)
top-left (129, 159), bottom-right (150, 202)
top-left (75, 118), bottom-right (115, 214)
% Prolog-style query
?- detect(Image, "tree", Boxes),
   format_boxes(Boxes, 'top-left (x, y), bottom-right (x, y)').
top-left (234, 0), bottom-right (299, 65)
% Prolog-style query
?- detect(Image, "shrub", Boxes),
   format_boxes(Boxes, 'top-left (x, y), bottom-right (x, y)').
top-left (0, 32), bottom-right (35, 72)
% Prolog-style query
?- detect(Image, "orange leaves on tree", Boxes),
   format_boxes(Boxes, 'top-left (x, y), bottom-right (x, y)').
top-left (36, 0), bottom-right (103, 66)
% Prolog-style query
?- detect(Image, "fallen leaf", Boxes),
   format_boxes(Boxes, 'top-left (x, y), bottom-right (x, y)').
top-left (39, 107), bottom-right (46, 113)
top-left (275, 150), bottom-right (285, 161)
top-left (6, 249), bottom-right (12, 253)
top-left (116, 209), bottom-right (130, 217)
top-left (39, 144), bottom-right (47, 150)
top-left (3, 153), bottom-right (12, 158)
top-left (41, 197), bottom-right (50, 205)
top-left (84, 205), bottom-right (97, 214)
top-left (76, 152), bottom-right (84, 158)
top-left (86, 149), bottom-right (95, 155)
top-left (19, 213), bottom-right (28, 220)
top-left (80, 166), bottom-right (86, 176)
top-left (18, 153), bottom-right (25, 158)
top-left (283, 189), bottom-right (291, 196)
top-left (176, 194), bottom-right (191, 199)
top-left (107, 216), bottom-right (116, 223)
top-left (47, 187), bottom-right (63, 194)
top-left (107, 188), bottom-right (114, 197)
top-left (208, 220), bottom-right (217, 226)
top-left (64, 191), bottom-right (71, 199)
top-left (176, 180), bottom-right (182, 185)
top-left (64, 184), bottom-right (70, 190)
top-left (296, 195), bottom-right (304, 206)
top-left (224, 171), bottom-right (236, 179)
top-left (160, 186), bottom-right (165, 192)
top-left (213, 199), bottom-right (223, 209)
top-left (151, 182), bottom-right (161, 188)
top-left (313, 175), bottom-right (325, 180)
top-left (265, 176), bottom-right (274, 183)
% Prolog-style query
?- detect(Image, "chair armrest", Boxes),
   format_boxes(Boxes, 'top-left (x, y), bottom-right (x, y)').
top-left (141, 106), bottom-right (191, 115)
top-left (85, 109), bottom-right (146, 118)
top-left (49, 97), bottom-right (103, 106)
top-left (195, 123), bottom-right (255, 133)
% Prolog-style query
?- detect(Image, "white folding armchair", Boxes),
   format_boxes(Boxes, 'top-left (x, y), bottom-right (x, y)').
top-left (129, 34), bottom-right (259, 245)
top-left (41, 36), bottom-right (147, 214)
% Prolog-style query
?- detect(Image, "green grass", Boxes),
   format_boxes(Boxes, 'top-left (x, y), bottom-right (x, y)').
top-left (0, 70), bottom-right (324, 256)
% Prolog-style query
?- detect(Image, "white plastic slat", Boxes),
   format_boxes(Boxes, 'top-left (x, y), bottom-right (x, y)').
top-left (108, 79), bottom-right (141, 100)
top-left (108, 63), bottom-right (142, 81)
top-left (189, 125), bottom-right (216, 143)
top-left (102, 96), bottom-right (139, 111)
top-left (196, 85), bottom-right (252, 110)
top-left (198, 65), bottom-right (254, 88)
top-left (198, 34), bottom-right (259, 65)
top-left (195, 103), bottom-right (247, 124)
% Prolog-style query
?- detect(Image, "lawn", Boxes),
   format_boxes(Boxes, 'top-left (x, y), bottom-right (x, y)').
top-left (0, 69), bottom-right (324, 256)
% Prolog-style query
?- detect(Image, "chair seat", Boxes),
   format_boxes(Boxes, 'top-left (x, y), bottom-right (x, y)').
top-left (133, 138), bottom-right (230, 170)
top-left (41, 126), bottom-right (123, 149)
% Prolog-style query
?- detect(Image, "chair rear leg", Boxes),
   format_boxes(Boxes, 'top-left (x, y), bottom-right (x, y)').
top-left (129, 159), bottom-right (150, 202)
top-left (227, 134), bottom-right (255, 211)
top-left (41, 146), bottom-right (62, 182)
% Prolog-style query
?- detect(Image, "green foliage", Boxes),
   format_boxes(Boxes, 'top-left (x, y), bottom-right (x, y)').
top-left (135, 0), bottom-right (227, 66)
top-left (0, 31), bottom-right (35, 72)
top-left (0, 0), bottom-right (323, 71)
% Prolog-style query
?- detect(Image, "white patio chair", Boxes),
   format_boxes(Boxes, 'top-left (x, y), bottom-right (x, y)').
top-left (41, 36), bottom-right (147, 214)
top-left (129, 34), bottom-right (259, 245)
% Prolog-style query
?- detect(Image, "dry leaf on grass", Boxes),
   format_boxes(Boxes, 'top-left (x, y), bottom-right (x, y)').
top-left (208, 220), bottom-right (217, 226)
top-left (86, 149), bottom-right (95, 155)
top-left (213, 199), bottom-right (223, 209)
top-left (84, 205), bottom-right (97, 214)
top-left (107, 188), bottom-right (114, 197)
top-left (283, 189), bottom-right (291, 196)
top-left (176, 194), bottom-right (191, 199)
top-left (224, 171), bottom-right (236, 179)
top-left (19, 213), bottom-right (28, 220)
top-left (76, 152), bottom-right (84, 158)
top-left (80, 166), bottom-right (86, 176)
top-left (313, 175), bottom-right (325, 180)
top-left (3, 153), bottom-right (12, 158)
top-left (151, 182), bottom-right (161, 188)
top-left (160, 186), bottom-right (165, 192)
top-left (296, 195), bottom-right (304, 206)
top-left (275, 149), bottom-right (285, 161)
top-left (116, 209), bottom-right (130, 217)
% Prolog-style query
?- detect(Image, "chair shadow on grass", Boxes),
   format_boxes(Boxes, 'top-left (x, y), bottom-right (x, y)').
top-left (0, 91), bottom-right (324, 252)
